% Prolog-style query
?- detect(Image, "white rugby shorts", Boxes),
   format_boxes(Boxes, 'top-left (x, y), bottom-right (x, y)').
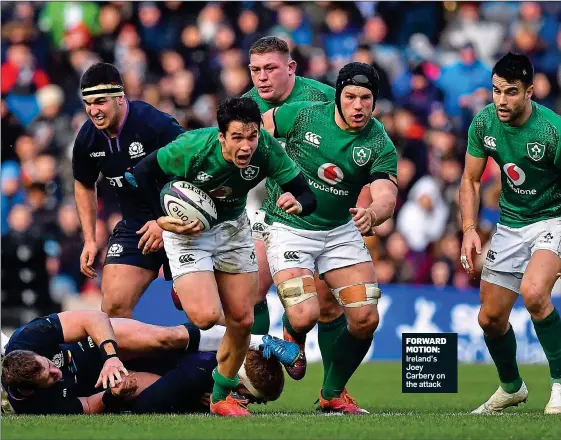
top-left (163, 213), bottom-right (258, 280)
top-left (265, 219), bottom-right (372, 276)
top-left (481, 217), bottom-right (561, 293)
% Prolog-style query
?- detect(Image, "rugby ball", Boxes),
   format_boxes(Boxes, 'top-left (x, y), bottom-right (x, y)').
top-left (160, 180), bottom-right (218, 231)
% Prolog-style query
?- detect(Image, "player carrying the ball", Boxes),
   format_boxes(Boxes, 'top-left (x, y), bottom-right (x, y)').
top-left (460, 52), bottom-right (561, 415)
top-left (131, 97), bottom-right (316, 417)
top-left (260, 62), bottom-right (398, 414)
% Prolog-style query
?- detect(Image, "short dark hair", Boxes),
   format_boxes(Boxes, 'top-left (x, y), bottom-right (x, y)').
top-left (1, 350), bottom-right (43, 390)
top-left (80, 63), bottom-right (124, 90)
top-left (244, 350), bottom-right (284, 402)
top-left (492, 52), bottom-right (534, 88)
top-left (249, 36), bottom-right (290, 57)
top-left (216, 97), bottom-right (262, 134)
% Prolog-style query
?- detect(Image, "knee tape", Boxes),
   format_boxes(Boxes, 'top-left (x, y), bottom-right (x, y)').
top-left (331, 282), bottom-right (381, 307)
top-left (277, 275), bottom-right (317, 308)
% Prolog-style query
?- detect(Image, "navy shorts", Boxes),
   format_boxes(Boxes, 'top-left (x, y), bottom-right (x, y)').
top-left (105, 220), bottom-right (172, 280)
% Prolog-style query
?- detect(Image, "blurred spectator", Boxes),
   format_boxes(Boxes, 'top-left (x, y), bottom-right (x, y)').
top-left (1, 204), bottom-right (60, 329)
top-left (396, 176), bottom-right (450, 252)
top-left (38, 2), bottom-right (100, 50)
top-left (92, 3), bottom-right (122, 63)
top-left (272, 3), bottom-right (313, 47)
top-left (435, 43), bottom-right (491, 130)
top-left (1, 161), bottom-right (25, 235)
top-left (322, 6), bottom-right (360, 67)
top-left (1, 97), bottom-right (24, 162)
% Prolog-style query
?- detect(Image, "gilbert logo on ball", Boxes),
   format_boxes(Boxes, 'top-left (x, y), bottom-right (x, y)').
top-left (160, 181), bottom-right (218, 231)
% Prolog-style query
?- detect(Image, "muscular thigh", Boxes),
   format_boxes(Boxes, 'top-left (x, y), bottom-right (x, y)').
top-left (216, 271), bottom-right (258, 321)
top-left (101, 264), bottom-right (157, 313)
top-left (479, 279), bottom-right (518, 322)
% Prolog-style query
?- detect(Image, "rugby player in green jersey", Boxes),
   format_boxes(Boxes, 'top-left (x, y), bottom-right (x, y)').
top-left (460, 52), bottom-right (561, 415)
top-left (242, 36), bottom-right (335, 339)
top-left (132, 97), bottom-right (316, 416)
top-left (261, 62), bottom-right (399, 413)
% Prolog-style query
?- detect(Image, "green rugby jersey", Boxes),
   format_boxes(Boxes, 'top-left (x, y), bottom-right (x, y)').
top-left (157, 127), bottom-right (300, 222)
top-left (263, 101), bottom-right (397, 230)
top-left (467, 101), bottom-right (561, 228)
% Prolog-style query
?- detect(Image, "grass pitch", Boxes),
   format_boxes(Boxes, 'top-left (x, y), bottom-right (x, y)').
top-left (3, 363), bottom-right (559, 439)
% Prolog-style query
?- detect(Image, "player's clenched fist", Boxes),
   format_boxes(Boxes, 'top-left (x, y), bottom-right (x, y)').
top-left (460, 225), bottom-right (481, 277)
top-left (276, 192), bottom-right (302, 215)
top-left (157, 216), bottom-right (203, 236)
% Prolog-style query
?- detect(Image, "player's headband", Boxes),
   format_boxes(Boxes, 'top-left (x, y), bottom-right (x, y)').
top-left (81, 84), bottom-right (124, 99)
top-left (238, 362), bottom-right (263, 400)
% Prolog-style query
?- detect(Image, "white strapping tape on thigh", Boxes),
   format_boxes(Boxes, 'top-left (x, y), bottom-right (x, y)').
top-left (331, 282), bottom-right (381, 307)
top-left (238, 362), bottom-right (263, 399)
top-left (277, 275), bottom-right (317, 308)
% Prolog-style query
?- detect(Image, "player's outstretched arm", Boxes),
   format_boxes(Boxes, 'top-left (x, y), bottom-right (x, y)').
top-left (459, 153), bottom-right (488, 275)
top-left (74, 180), bottom-right (98, 279)
top-left (58, 311), bottom-right (129, 389)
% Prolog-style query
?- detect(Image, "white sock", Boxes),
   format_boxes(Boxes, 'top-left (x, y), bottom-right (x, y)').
top-left (249, 334), bottom-right (264, 351)
top-left (197, 326), bottom-right (264, 352)
top-left (198, 326), bottom-right (227, 352)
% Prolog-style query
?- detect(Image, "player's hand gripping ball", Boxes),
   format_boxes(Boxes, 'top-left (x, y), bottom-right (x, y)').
top-left (160, 180), bottom-right (218, 231)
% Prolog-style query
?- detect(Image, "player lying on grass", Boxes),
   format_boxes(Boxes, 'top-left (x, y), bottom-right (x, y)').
top-left (460, 52), bottom-right (561, 415)
top-left (259, 62), bottom-right (398, 414)
top-left (130, 97), bottom-right (316, 416)
top-left (1, 310), bottom-right (299, 414)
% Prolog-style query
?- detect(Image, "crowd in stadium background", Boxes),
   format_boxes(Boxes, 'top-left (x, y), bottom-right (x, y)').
top-left (2, 1), bottom-right (561, 327)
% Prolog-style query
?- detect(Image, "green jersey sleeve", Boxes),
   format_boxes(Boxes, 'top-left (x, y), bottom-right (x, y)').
top-left (156, 131), bottom-right (204, 177)
top-left (262, 130), bottom-right (300, 186)
top-left (370, 131), bottom-right (398, 177)
top-left (466, 117), bottom-right (487, 158)
top-left (274, 101), bottom-right (314, 138)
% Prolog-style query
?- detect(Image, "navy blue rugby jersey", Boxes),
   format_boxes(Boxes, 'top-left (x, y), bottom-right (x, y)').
top-left (72, 100), bottom-right (184, 226)
top-left (4, 314), bottom-right (103, 414)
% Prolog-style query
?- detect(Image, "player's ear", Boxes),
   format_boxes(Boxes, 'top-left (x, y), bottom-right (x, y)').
top-left (526, 84), bottom-right (534, 100)
top-left (218, 131), bottom-right (226, 145)
top-left (288, 59), bottom-right (297, 75)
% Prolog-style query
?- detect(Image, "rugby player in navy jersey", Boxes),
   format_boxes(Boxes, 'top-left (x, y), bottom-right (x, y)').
top-left (1, 312), bottom-right (296, 414)
top-left (72, 63), bottom-right (185, 317)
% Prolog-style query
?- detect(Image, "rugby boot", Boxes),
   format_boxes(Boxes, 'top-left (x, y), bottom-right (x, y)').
top-left (544, 382), bottom-right (561, 415)
top-left (318, 388), bottom-right (370, 414)
top-left (210, 393), bottom-right (251, 417)
top-left (282, 326), bottom-right (307, 380)
top-left (471, 382), bottom-right (528, 414)
top-left (261, 334), bottom-right (300, 368)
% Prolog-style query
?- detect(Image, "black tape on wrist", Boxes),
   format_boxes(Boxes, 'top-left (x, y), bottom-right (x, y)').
top-left (99, 339), bottom-right (119, 363)
top-left (101, 388), bottom-right (127, 413)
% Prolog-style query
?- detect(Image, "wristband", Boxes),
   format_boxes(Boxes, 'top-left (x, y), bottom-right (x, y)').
top-left (99, 339), bottom-right (119, 363)
top-left (102, 388), bottom-right (127, 413)
top-left (463, 223), bottom-right (476, 234)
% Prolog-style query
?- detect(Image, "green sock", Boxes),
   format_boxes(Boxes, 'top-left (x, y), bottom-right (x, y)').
top-left (318, 314), bottom-right (347, 384)
top-left (322, 327), bottom-right (372, 399)
top-left (211, 368), bottom-right (239, 403)
top-left (532, 308), bottom-right (561, 385)
top-left (282, 313), bottom-right (306, 344)
top-left (484, 325), bottom-right (523, 393)
top-left (251, 301), bottom-right (270, 334)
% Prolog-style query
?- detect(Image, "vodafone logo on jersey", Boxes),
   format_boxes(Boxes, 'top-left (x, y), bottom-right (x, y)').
top-left (318, 163), bottom-right (344, 185)
top-left (503, 163), bottom-right (526, 186)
